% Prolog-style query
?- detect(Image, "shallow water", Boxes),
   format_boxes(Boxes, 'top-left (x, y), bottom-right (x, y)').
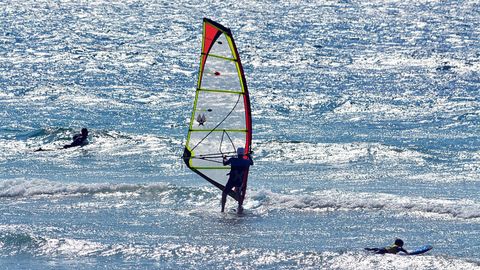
top-left (1, 0), bottom-right (479, 269)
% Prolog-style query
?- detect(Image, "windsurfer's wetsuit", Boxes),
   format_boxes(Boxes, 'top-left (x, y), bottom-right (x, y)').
top-left (221, 152), bottom-right (253, 213)
top-left (223, 155), bottom-right (253, 191)
top-left (365, 244), bottom-right (408, 254)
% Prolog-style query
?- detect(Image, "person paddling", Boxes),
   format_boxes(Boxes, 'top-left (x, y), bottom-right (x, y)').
top-left (35, 128), bottom-right (89, 152)
top-left (365, 238), bottom-right (409, 255)
top-left (63, 128), bottom-right (89, 149)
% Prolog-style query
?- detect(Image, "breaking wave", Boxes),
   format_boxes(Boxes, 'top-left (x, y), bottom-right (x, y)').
top-left (248, 189), bottom-right (480, 220)
top-left (255, 140), bottom-right (429, 165)
top-left (0, 179), bottom-right (173, 198)
top-left (1, 179), bottom-right (478, 221)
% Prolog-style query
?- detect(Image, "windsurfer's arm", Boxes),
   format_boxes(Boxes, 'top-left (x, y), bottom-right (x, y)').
top-left (64, 135), bottom-right (87, 148)
top-left (247, 153), bottom-right (253, 165)
top-left (399, 247), bottom-right (408, 254)
top-left (223, 155), bottom-right (231, 165)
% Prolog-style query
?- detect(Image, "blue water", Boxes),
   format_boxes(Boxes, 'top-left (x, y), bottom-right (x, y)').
top-left (1, 0), bottom-right (480, 269)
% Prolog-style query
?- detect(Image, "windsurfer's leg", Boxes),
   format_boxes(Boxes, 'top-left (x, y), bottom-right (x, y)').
top-left (221, 191), bottom-right (227, 212)
top-left (235, 185), bottom-right (243, 213)
top-left (222, 176), bottom-right (236, 212)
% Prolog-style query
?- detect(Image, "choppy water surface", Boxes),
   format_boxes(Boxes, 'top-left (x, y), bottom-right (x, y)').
top-left (1, 0), bottom-right (479, 269)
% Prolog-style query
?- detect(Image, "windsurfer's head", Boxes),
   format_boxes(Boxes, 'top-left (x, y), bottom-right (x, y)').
top-left (394, 239), bottom-right (404, 247)
top-left (237, 147), bottom-right (245, 157)
top-left (81, 128), bottom-right (89, 136)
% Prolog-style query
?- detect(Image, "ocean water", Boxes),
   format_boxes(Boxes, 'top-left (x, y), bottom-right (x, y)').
top-left (1, 0), bottom-right (479, 269)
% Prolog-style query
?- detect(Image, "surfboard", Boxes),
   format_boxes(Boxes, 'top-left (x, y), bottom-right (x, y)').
top-left (183, 18), bottom-right (252, 205)
top-left (34, 147), bottom-right (61, 152)
top-left (406, 245), bottom-right (432, 255)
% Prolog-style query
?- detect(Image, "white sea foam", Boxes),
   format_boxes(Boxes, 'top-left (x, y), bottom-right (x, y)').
top-left (349, 52), bottom-right (480, 75)
top-left (38, 238), bottom-right (106, 257)
top-left (0, 129), bottom-right (179, 161)
top-left (2, 229), bottom-right (477, 270)
top-left (0, 179), bottom-right (171, 198)
top-left (249, 189), bottom-right (480, 220)
top-left (1, 179), bottom-right (478, 221)
top-left (327, 92), bottom-right (479, 123)
top-left (255, 141), bottom-right (428, 165)
top-left (322, 251), bottom-right (479, 270)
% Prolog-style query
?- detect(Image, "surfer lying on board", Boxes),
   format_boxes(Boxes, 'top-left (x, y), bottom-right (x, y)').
top-left (63, 128), bottom-right (89, 149)
top-left (221, 147), bottom-right (253, 213)
top-left (35, 128), bottom-right (89, 152)
top-left (365, 238), bottom-right (409, 255)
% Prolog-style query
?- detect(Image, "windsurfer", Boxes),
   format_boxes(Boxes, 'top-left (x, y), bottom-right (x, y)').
top-left (63, 128), bottom-right (89, 149)
top-left (365, 238), bottom-right (409, 255)
top-left (221, 147), bottom-right (253, 213)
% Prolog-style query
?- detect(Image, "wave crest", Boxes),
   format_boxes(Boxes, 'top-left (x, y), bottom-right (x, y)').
top-left (249, 189), bottom-right (480, 220)
top-left (0, 179), bottom-right (172, 198)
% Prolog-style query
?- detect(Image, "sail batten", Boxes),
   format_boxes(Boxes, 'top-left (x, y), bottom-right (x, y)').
top-left (184, 18), bottom-right (252, 202)
top-left (201, 53), bottom-right (237, 62)
top-left (197, 88), bottom-right (244, 94)
top-left (189, 129), bottom-right (248, 132)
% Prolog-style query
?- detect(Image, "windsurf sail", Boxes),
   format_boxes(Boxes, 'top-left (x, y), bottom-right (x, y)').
top-left (183, 18), bottom-right (252, 203)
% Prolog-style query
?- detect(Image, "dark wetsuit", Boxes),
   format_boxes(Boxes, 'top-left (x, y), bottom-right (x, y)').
top-left (223, 155), bottom-right (253, 192)
top-left (365, 245), bottom-right (408, 254)
top-left (63, 133), bottom-right (88, 149)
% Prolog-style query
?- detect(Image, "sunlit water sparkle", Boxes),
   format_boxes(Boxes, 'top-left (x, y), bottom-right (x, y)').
top-left (1, 0), bottom-right (479, 269)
